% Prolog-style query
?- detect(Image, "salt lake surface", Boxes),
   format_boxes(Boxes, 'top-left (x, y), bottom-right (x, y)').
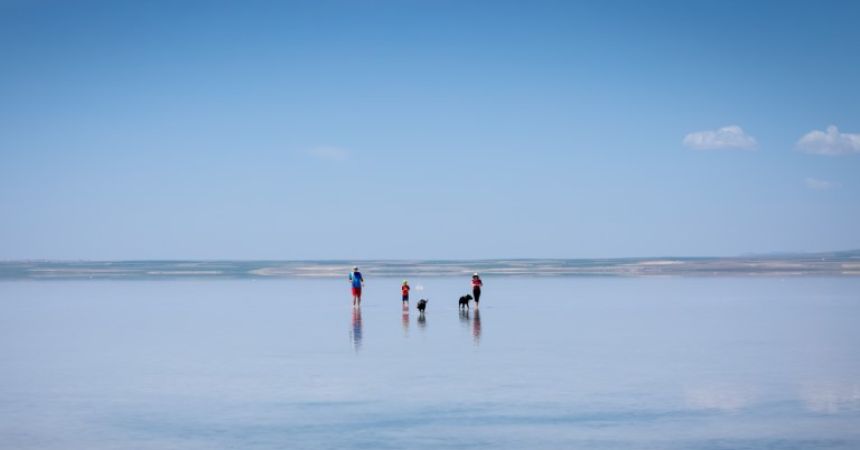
top-left (1, 277), bottom-right (859, 449)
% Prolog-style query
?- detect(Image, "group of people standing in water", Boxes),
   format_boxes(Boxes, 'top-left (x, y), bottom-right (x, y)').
top-left (348, 266), bottom-right (484, 309)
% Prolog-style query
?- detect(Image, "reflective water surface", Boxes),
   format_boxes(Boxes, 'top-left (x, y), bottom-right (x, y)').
top-left (1, 277), bottom-right (858, 449)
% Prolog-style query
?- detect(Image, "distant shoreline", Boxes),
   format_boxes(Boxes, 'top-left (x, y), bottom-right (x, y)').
top-left (2, 251), bottom-right (859, 280)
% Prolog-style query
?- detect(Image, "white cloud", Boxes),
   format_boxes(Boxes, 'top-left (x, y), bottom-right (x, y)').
top-left (683, 125), bottom-right (757, 150)
top-left (805, 177), bottom-right (836, 190)
top-left (307, 146), bottom-right (349, 162)
top-left (796, 125), bottom-right (860, 156)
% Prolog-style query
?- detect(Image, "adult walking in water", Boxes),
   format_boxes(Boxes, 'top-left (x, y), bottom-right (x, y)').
top-left (349, 266), bottom-right (364, 307)
top-left (471, 273), bottom-right (483, 308)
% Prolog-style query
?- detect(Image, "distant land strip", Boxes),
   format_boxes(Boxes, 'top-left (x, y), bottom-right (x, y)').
top-left (1, 251), bottom-right (859, 280)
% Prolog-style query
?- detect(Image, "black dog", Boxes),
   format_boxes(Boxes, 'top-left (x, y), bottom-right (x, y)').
top-left (458, 294), bottom-right (473, 310)
top-left (417, 299), bottom-right (428, 313)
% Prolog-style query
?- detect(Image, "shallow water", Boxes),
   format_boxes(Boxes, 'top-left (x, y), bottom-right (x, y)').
top-left (1, 277), bottom-right (859, 449)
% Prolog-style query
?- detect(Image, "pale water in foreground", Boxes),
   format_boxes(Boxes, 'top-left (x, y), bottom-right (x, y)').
top-left (1, 277), bottom-right (859, 449)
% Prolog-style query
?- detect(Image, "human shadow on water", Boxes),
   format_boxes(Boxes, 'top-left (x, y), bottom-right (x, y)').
top-left (350, 307), bottom-right (363, 352)
top-left (472, 309), bottom-right (481, 345)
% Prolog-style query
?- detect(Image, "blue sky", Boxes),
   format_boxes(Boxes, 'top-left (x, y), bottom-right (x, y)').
top-left (1, 0), bottom-right (859, 259)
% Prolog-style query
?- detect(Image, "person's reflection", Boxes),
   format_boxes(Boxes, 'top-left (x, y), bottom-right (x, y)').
top-left (401, 305), bottom-right (410, 337)
top-left (350, 307), bottom-right (363, 352)
top-left (472, 309), bottom-right (481, 345)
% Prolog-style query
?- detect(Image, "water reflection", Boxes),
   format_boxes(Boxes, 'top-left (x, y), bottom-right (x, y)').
top-left (417, 311), bottom-right (426, 329)
top-left (472, 309), bottom-right (481, 345)
top-left (801, 382), bottom-right (860, 414)
top-left (401, 305), bottom-right (409, 337)
top-left (684, 383), bottom-right (754, 412)
top-left (350, 307), bottom-right (363, 352)
top-left (459, 309), bottom-right (470, 328)
top-left (458, 309), bottom-right (481, 345)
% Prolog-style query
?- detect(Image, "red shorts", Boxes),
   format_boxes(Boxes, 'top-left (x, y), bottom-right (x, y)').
top-left (352, 287), bottom-right (362, 297)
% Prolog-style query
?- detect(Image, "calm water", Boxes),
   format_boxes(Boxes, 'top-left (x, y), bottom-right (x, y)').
top-left (1, 277), bottom-right (859, 449)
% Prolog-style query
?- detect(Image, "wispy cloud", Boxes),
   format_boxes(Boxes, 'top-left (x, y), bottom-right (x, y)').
top-left (796, 125), bottom-right (860, 156)
top-left (805, 177), bottom-right (836, 191)
top-left (683, 125), bottom-right (757, 150)
top-left (307, 146), bottom-right (349, 162)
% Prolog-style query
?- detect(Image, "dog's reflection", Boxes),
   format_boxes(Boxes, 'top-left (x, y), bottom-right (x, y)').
top-left (350, 307), bottom-right (363, 352)
top-left (472, 309), bottom-right (481, 345)
top-left (459, 309), bottom-right (470, 328)
top-left (458, 309), bottom-right (481, 345)
top-left (417, 311), bottom-right (426, 329)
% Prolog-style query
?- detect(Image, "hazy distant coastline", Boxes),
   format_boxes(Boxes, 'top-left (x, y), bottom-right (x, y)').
top-left (2, 250), bottom-right (859, 280)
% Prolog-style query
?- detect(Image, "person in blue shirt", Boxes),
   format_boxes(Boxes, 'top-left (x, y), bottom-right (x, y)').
top-left (349, 266), bottom-right (364, 307)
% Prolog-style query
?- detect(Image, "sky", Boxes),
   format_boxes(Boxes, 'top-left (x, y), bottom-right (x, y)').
top-left (1, 0), bottom-right (859, 260)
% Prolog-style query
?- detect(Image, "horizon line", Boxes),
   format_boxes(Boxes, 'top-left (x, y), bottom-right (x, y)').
top-left (2, 249), bottom-right (858, 263)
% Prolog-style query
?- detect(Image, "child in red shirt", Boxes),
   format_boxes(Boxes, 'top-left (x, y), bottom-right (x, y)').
top-left (401, 280), bottom-right (410, 308)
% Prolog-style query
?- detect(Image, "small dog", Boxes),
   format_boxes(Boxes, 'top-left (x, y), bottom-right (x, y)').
top-left (417, 299), bottom-right (428, 313)
top-left (458, 294), bottom-right (473, 310)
